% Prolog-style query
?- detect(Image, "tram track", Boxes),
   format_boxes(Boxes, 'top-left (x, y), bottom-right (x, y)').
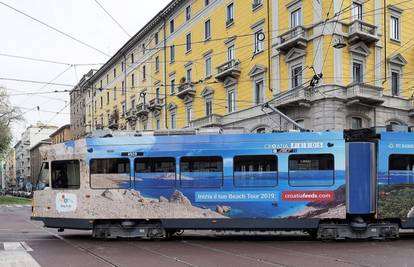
top-left (25, 219), bottom-right (120, 267)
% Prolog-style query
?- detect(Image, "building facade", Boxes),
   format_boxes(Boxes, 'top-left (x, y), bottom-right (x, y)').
top-left (15, 123), bottom-right (58, 188)
top-left (70, 69), bottom-right (96, 139)
top-left (71, 0), bottom-right (414, 136)
top-left (49, 124), bottom-right (73, 144)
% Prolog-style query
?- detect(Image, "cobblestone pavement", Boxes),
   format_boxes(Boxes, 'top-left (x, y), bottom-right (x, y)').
top-left (1, 206), bottom-right (414, 267)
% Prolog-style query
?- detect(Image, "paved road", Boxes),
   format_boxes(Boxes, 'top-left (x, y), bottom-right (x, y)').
top-left (1, 206), bottom-right (414, 267)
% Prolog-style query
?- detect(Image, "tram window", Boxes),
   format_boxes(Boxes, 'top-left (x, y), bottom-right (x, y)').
top-left (51, 160), bottom-right (80, 189)
top-left (389, 154), bottom-right (414, 184)
top-left (288, 154), bottom-right (334, 187)
top-left (90, 158), bottom-right (130, 189)
top-left (135, 157), bottom-right (176, 187)
top-left (233, 155), bottom-right (278, 187)
top-left (180, 156), bottom-right (223, 188)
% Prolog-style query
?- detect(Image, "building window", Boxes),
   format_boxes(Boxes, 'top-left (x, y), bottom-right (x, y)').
top-left (205, 97), bottom-right (213, 116)
top-left (352, 61), bottom-right (363, 83)
top-left (154, 32), bottom-right (159, 45)
top-left (226, 3), bottom-right (234, 26)
top-left (186, 105), bottom-right (192, 126)
top-left (131, 53), bottom-right (134, 64)
top-left (205, 56), bottom-right (212, 78)
top-left (156, 117), bottom-right (161, 130)
top-left (205, 19), bottom-right (211, 40)
top-left (122, 103), bottom-right (126, 116)
top-left (228, 45), bottom-right (235, 61)
top-left (170, 45), bottom-right (175, 63)
top-left (100, 80), bottom-right (102, 89)
top-left (186, 5), bottom-right (191, 21)
top-left (291, 8), bottom-right (301, 28)
top-left (351, 2), bottom-right (363, 21)
top-left (205, 0), bottom-right (210, 6)
top-left (391, 71), bottom-right (400, 96)
top-left (131, 73), bottom-right (135, 88)
top-left (254, 80), bottom-right (264, 104)
top-left (113, 87), bottom-right (116, 100)
top-left (252, 0), bottom-right (262, 9)
top-left (106, 92), bottom-right (109, 104)
top-left (100, 96), bottom-right (103, 108)
top-left (122, 81), bottom-right (125, 95)
top-left (121, 61), bottom-right (124, 72)
top-left (142, 65), bottom-right (146, 80)
top-left (291, 64), bottom-right (302, 88)
top-left (254, 29), bottom-right (264, 54)
top-left (155, 56), bottom-right (160, 72)
top-left (155, 87), bottom-right (160, 99)
top-left (227, 90), bottom-right (236, 113)
top-left (106, 74), bottom-right (109, 84)
top-left (185, 68), bottom-right (192, 83)
top-left (351, 117), bottom-right (363, 129)
top-left (170, 19), bottom-right (175, 34)
top-left (170, 79), bottom-right (175, 94)
top-left (390, 16), bottom-right (400, 41)
top-left (113, 68), bottom-right (116, 78)
top-left (142, 43), bottom-right (146, 55)
top-left (186, 33), bottom-right (192, 52)
top-left (171, 111), bottom-right (176, 129)
top-left (131, 99), bottom-right (135, 110)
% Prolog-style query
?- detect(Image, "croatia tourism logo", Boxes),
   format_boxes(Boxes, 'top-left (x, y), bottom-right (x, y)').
top-left (55, 193), bottom-right (77, 212)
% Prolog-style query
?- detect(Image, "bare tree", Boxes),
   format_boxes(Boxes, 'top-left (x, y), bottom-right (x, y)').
top-left (0, 88), bottom-right (23, 158)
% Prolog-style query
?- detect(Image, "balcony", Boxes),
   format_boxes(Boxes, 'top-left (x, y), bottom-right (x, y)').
top-left (276, 26), bottom-right (307, 53)
top-left (125, 109), bottom-right (137, 122)
top-left (136, 103), bottom-right (149, 117)
top-left (272, 86), bottom-right (312, 108)
top-left (176, 83), bottom-right (196, 99)
top-left (190, 114), bottom-right (223, 128)
top-left (347, 20), bottom-right (379, 45)
top-left (345, 83), bottom-right (384, 105)
top-left (215, 59), bottom-right (241, 81)
top-left (148, 97), bottom-right (164, 112)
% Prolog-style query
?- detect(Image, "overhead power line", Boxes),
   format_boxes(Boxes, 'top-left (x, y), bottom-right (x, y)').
top-left (0, 77), bottom-right (75, 87)
top-left (94, 0), bottom-right (131, 37)
top-left (0, 1), bottom-right (111, 57)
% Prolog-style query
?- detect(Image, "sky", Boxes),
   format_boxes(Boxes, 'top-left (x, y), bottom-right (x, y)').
top-left (0, 0), bottom-right (170, 143)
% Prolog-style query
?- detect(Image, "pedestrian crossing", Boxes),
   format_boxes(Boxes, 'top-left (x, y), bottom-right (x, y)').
top-left (0, 242), bottom-right (40, 267)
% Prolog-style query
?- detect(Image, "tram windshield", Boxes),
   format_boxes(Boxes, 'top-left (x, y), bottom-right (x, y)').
top-left (36, 162), bottom-right (50, 190)
top-left (51, 160), bottom-right (80, 189)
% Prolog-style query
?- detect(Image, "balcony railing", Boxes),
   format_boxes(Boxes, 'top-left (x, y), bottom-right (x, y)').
top-left (272, 86), bottom-right (312, 108)
top-left (346, 83), bottom-right (383, 105)
top-left (176, 83), bottom-right (196, 99)
top-left (276, 26), bottom-right (307, 52)
top-left (190, 114), bottom-right (223, 128)
top-left (216, 59), bottom-right (241, 81)
top-left (125, 109), bottom-right (137, 121)
top-left (347, 20), bottom-right (379, 44)
top-left (148, 97), bottom-right (164, 111)
top-left (136, 103), bottom-right (150, 117)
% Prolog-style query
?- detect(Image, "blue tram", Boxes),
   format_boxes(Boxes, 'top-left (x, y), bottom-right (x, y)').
top-left (30, 129), bottom-right (414, 239)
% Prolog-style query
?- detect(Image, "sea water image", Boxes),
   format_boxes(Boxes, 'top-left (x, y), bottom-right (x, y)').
top-left (132, 171), bottom-right (346, 219)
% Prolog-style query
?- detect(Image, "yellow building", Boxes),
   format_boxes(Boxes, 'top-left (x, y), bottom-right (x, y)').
top-left (49, 124), bottom-right (73, 144)
top-left (76, 0), bottom-right (414, 135)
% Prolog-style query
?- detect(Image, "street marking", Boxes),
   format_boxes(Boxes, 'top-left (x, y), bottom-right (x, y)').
top-left (0, 242), bottom-right (41, 267)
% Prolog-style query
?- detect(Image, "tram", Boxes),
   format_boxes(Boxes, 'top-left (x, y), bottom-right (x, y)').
top-left (31, 128), bottom-right (414, 239)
